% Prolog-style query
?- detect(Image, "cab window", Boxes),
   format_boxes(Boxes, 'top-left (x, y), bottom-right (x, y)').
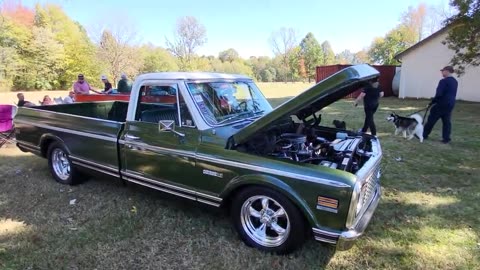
top-left (135, 84), bottom-right (194, 127)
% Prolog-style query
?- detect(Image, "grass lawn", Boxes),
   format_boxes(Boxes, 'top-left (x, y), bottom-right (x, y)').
top-left (1, 96), bottom-right (479, 269)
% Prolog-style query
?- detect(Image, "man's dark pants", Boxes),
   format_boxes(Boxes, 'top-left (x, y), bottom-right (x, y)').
top-left (362, 104), bottom-right (378, 136)
top-left (423, 104), bottom-right (453, 142)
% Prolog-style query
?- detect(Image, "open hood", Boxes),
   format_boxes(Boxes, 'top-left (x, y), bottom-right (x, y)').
top-left (232, 64), bottom-right (380, 145)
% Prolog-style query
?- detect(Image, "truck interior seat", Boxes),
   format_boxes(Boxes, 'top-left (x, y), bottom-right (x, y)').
top-left (139, 104), bottom-right (179, 125)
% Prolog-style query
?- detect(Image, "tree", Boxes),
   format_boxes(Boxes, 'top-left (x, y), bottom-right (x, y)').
top-left (218, 48), bottom-right (239, 63)
top-left (320, 41), bottom-right (335, 65)
top-left (367, 3), bottom-right (437, 65)
top-left (299, 32), bottom-right (323, 82)
top-left (352, 50), bottom-right (369, 64)
top-left (247, 56), bottom-right (273, 81)
top-left (97, 29), bottom-right (142, 86)
top-left (140, 44), bottom-right (178, 73)
top-left (368, 26), bottom-right (418, 65)
top-left (260, 68), bottom-right (275, 82)
top-left (298, 57), bottom-right (307, 81)
top-left (166, 16), bottom-right (207, 71)
top-left (269, 27), bottom-right (298, 82)
top-left (335, 49), bottom-right (355, 64)
top-left (401, 3), bottom-right (428, 41)
top-left (0, 2), bottom-right (34, 90)
top-left (34, 4), bottom-right (100, 88)
top-left (287, 46), bottom-right (302, 81)
top-left (443, 0), bottom-right (480, 75)
top-left (23, 26), bottom-right (65, 89)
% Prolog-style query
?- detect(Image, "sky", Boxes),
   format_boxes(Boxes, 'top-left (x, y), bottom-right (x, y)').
top-left (20, 0), bottom-right (451, 58)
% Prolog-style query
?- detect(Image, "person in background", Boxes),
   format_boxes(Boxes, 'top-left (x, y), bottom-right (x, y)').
top-left (117, 73), bottom-right (131, 93)
top-left (101, 75), bottom-right (113, 94)
top-left (73, 74), bottom-right (100, 95)
top-left (354, 78), bottom-right (384, 136)
top-left (63, 91), bottom-right (75, 104)
top-left (423, 66), bottom-right (458, 144)
top-left (16, 93), bottom-right (35, 107)
top-left (41, 95), bottom-right (54, 105)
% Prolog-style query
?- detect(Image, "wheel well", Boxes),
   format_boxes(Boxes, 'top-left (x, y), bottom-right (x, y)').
top-left (221, 184), bottom-right (313, 231)
top-left (40, 138), bottom-right (56, 157)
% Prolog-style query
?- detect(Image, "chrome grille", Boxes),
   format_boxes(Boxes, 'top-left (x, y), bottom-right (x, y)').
top-left (358, 165), bottom-right (380, 213)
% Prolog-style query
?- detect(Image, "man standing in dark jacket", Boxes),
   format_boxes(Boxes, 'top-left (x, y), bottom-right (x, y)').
top-left (423, 66), bottom-right (458, 144)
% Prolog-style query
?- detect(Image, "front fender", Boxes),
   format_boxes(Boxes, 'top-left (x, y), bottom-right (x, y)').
top-left (220, 174), bottom-right (320, 228)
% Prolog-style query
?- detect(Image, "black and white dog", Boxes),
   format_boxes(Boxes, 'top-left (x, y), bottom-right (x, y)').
top-left (386, 113), bottom-right (424, 142)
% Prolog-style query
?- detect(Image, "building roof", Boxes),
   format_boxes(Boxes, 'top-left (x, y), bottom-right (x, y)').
top-left (136, 72), bottom-right (252, 81)
top-left (395, 26), bottom-right (450, 60)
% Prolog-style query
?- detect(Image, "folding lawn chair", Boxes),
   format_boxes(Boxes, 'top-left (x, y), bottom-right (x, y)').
top-left (0, 105), bottom-right (17, 148)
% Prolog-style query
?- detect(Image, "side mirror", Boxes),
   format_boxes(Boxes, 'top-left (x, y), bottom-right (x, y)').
top-left (159, 120), bottom-right (185, 137)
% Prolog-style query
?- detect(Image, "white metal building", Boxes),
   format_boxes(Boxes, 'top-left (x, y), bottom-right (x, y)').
top-left (395, 27), bottom-right (480, 102)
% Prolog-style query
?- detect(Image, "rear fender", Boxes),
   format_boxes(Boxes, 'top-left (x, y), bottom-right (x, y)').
top-left (39, 133), bottom-right (68, 157)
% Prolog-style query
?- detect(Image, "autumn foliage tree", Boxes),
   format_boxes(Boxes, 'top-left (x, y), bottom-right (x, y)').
top-left (443, 0), bottom-right (480, 75)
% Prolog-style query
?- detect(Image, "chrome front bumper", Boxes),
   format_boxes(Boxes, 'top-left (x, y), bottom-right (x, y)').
top-left (312, 184), bottom-right (381, 250)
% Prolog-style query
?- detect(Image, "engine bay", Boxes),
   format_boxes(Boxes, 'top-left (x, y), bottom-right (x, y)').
top-left (236, 120), bottom-right (375, 174)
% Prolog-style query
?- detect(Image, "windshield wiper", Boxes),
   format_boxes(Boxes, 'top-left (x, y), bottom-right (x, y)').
top-left (217, 111), bottom-right (255, 125)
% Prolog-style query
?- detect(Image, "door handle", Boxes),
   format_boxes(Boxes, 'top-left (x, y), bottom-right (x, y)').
top-left (125, 134), bottom-right (140, 141)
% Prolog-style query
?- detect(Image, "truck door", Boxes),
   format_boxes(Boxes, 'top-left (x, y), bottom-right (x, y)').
top-left (119, 81), bottom-right (200, 201)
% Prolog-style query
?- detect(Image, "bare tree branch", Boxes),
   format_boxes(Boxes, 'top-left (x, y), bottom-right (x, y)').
top-left (269, 27), bottom-right (298, 82)
top-left (165, 16), bottom-right (207, 71)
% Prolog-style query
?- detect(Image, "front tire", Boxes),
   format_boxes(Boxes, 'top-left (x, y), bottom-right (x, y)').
top-left (47, 142), bottom-right (80, 185)
top-left (231, 186), bottom-right (306, 254)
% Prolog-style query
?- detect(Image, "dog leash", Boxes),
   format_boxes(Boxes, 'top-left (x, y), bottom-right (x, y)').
top-left (422, 104), bottom-right (432, 120)
top-left (407, 104), bottom-right (432, 118)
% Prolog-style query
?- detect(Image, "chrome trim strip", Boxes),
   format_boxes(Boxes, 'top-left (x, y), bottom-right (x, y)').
top-left (17, 144), bottom-right (41, 153)
top-left (196, 155), bottom-right (351, 188)
top-left (119, 140), bottom-right (196, 158)
top-left (16, 140), bottom-right (40, 150)
top-left (124, 177), bottom-right (197, 201)
top-left (316, 205), bottom-right (339, 214)
top-left (123, 171), bottom-right (195, 195)
top-left (122, 171), bottom-right (223, 203)
top-left (14, 119), bottom-right (118, 143)
top-left (197, 199), bottom-right (221, 207)
top-left (72, 161), bottom-right (120, 178)
top-left (197, 191), bottom-right (223, 202)
top-left (17, 106), bottom-right (122, 124)
top-left (314, 237), bottom-right (337, 244)
top-left (312, 227), bottom-right (341, 237)
top-left (70, 156), bottom-right (118, 173)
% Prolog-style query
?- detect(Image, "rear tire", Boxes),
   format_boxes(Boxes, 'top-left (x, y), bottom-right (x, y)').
top-left (47, 142), bottom-right (80, 185)
top-left (231, 186), bottom-right (306, 254)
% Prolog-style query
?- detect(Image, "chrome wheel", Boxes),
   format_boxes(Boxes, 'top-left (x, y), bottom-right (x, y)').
top-left (240, 195), bottom-right (290, 247)
top-left (52, 148), bottom-right (70, 181)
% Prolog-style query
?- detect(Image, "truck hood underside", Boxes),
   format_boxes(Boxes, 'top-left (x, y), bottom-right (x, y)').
top-left (232, 64), bottom-right (380, 145)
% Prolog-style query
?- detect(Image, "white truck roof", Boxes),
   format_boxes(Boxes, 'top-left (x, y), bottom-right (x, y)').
top-left (136, 72), bottom-right (252, 81)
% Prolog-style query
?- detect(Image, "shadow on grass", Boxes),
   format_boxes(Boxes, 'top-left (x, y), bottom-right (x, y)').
top-left (0, 154), bottom-right (336, 269)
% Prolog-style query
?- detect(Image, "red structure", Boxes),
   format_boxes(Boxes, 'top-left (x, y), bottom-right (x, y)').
top-left (315, 65), bottom-right (398, 98)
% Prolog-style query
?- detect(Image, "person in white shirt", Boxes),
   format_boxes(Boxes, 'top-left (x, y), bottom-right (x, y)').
top-left (63, 91), bottom-right (75, 104)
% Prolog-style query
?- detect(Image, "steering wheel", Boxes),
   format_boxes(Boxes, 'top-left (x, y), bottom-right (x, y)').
top-left (236, 101), bottom-right (248, 112)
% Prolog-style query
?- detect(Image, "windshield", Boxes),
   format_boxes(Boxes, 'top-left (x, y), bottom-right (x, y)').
top-left (186, 81), bottom-right (272, 125)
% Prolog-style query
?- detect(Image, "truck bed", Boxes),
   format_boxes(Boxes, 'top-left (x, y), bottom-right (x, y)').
top-left (35, 101), bottom-right (129, 122)
top-left (13, 102), bottom-right (129, 175)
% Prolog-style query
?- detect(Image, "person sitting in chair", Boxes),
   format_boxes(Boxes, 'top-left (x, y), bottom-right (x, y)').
top-left (16, 93), bottom-right (35, 107)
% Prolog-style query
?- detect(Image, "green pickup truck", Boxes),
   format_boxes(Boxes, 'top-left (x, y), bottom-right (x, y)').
top-left (14, 64), bottom-right (382, 254)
